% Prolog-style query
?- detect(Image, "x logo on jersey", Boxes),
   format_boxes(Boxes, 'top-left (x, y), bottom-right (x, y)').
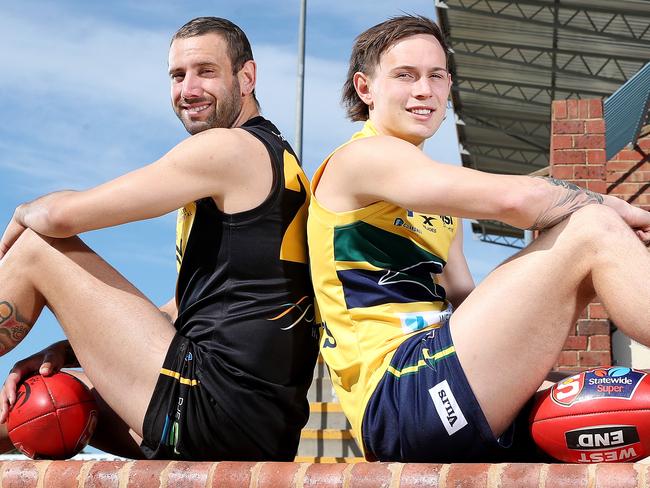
top-left (421, 216), bottom-right (436, 226)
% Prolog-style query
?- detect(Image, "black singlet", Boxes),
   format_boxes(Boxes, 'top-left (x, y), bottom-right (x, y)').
top-left (173, 116), bottom-right (318, 458)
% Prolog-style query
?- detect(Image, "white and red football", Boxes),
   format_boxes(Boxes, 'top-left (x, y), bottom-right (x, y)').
top-left (530, 367), bottom-right (650, 463)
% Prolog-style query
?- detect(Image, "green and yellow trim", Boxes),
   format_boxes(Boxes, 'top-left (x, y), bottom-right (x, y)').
top-left (386, 345), bottom-right (455, 378)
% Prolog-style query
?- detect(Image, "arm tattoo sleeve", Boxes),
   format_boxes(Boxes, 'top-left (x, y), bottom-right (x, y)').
top-left (529, 177), bottom-right (604, 230)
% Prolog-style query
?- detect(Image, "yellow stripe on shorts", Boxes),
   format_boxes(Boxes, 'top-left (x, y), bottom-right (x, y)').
top-left (387, 346), bottom-right (456, 378)
top-left (160, 367), bottom-right (200, 386)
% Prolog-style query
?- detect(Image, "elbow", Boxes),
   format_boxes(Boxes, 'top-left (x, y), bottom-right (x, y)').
top-left (498, 181), bottom-right (544, 229)
top-left (42, 201), bottom-right (79, 238)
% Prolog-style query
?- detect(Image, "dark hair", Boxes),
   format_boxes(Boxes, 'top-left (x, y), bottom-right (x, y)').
top-left (172, 17), bottom-right (259, 106)
top-left (342, 15), bottom-right (449, 122)
top-left (172, 17), bottom-right (254, 73)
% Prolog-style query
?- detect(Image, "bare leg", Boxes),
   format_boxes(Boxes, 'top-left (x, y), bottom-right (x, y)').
top-left (0, 230), bottom-right (176, 437)
top-left (66, 370), bottom-right (145, 458)
top-left (0, 424), bottom-right (12, 453)
top-left (451, 205), bottom-right (650, 436)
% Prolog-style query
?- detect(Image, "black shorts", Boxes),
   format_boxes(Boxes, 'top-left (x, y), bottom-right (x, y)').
top-left (140, 333), bottom-right (267, 460)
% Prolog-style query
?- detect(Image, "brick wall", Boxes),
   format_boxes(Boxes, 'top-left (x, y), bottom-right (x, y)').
top-left (550, 99), bottom-right (650, 371)
top-left (1, 460), bottom-right (649, 487)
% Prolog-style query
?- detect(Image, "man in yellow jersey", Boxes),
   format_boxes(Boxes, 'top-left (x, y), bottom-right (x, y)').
top-left (308, 15), bottom-right (650, 462)
top-left (0, 17), bottom-right (317, 460)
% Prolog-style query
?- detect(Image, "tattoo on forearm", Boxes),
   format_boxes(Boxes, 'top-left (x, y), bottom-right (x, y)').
top-left (529, 177), bottom-right (604, 230)
top-left (0, 301), bottom-right (31, 355)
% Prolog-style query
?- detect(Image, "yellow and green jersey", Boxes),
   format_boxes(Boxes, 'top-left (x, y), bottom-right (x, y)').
top-left (307, 121), bottom-right (457, 448)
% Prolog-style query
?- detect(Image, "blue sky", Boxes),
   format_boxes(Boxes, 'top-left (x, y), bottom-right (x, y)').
top-left (0, 2), bottom-right (516, 390)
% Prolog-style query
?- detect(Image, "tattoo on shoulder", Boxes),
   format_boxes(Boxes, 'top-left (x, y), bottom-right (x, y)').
top-left (0, 301), bottom-right (31, 355)
top-left (529, 177), bottom-right (604, 230)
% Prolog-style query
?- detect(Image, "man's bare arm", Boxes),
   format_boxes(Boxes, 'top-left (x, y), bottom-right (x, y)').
top-left (0, 128), bottom-right (272, 257)
top-left (323, 135), bottom-right (650, 238)
top-left (529, 177), bottom-right (603, 230)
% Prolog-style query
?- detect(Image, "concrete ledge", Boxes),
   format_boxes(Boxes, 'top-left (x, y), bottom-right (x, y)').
top-left (0, 460), bottom-right (649, 487)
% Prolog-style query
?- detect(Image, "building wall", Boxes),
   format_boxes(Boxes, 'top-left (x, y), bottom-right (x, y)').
top-left (549, 99), bottom-right (650, 371)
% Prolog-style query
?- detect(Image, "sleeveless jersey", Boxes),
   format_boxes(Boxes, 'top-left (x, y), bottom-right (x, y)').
top-left (174, 116), bottom-right (319, 458)
top-left (307, 120), bottom-right (457, 447)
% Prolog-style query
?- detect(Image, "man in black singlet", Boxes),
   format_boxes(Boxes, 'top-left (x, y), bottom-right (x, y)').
top-left (0, 17), bottom-right (318, 461)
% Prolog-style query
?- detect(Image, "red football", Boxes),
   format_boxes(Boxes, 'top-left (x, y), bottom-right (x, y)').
top-left (7, 372), bottom-right (98, 459)
top-left (530, 367), bottom-right (650, 463)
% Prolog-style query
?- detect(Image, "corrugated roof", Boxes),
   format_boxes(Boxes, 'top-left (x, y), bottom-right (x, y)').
top-left (436, 0), bottom-right (650, 246)
top-left (604, 62), bottom-right (650, 159)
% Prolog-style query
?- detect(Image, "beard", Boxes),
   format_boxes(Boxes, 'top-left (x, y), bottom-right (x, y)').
top-left (176, 77), bottom-right (242, 135)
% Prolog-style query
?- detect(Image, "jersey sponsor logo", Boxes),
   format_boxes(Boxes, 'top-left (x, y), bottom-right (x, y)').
top-left (565, 425), bottom-right (639, 450)
top-left (419, 215), bottom-right (438, 233)
top-left (397, 212), bottom-right (453, 235)
top-left (429, 380), bottom-right (468, 435)
top-left (421, 215), bottom-right (436, 226)
top-left (552, 367), bottom-right (646, 407)
top-left (393, 217), bottom-right (422, 234)
top-left (397, 307), bottom-right (451, 334)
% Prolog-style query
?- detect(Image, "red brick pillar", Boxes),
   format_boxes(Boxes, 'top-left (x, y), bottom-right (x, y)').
top-left (550, 99), bottom-right (650, 371)
top-left (550, 99), bottom-right (610, 371)
top-left (607, 138), bottom-right (650, 211)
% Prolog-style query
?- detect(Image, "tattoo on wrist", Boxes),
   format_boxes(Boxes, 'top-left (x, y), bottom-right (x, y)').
top-left (0, 301), bottom-right (31, 355)
top-left (529, 177), bottom-right (604, 230)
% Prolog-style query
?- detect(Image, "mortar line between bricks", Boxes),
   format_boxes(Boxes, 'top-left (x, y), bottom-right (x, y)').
top-left (538, 464), bottom-right (548, 488)
top-left (488, 463), bottom-right (505, 488)
top-left (341, 461), bottom-right (355, 488)
top-left (159, 460), bottom-right (175, 488)
top-left (206, 461), bottom-right (218, 487)
top-left (439, 463), bottom-right (450, 488)
top-left (249, 461), bottom-right (264, 488)
top-left (35, 460), bottom-right (51, 488)
top-left (633, 463), bottom-right (645, 488)
top-left (118, 460), bottom-right (134, 488)
top-left (294, 462), bottom-right (309, 488)
top-left (388, 462), bottom-right (404, 488)
top-left (587, 464), bottom-right (596, 487)
top-left (78, 461), bottom-right (96, 488)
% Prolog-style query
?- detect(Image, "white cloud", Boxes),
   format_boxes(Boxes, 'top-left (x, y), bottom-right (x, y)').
top-left (0, 7), bottom-right (358, 192)
top-left (1, 11), bottom-right (171, 116)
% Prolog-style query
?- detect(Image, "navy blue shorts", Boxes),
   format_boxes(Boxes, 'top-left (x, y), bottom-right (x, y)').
top-left (361, 320), bottom-right (517, 462)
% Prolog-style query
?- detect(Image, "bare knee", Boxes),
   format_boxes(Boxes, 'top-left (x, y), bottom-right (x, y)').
top-left (3, 229), bottom-right (55, 266)
top-left (560, 204), bottom-right (631, 254)
top-left (0, 231), bottom-right (76, 286)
